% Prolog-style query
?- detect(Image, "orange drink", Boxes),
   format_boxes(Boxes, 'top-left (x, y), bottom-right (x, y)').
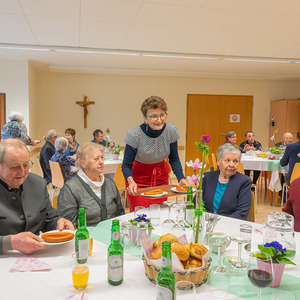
top-left (72, 266), bottom-right (89, 290)
top-left (89, 235), bottom-right (93, 256)
top-left (261, 152), bottom-right (266, 159)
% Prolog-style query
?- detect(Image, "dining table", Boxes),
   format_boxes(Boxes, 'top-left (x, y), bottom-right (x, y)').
top-left (241, 154), bottom-right (287, 205)
top-left (1, 206), bottom-right (299, 299)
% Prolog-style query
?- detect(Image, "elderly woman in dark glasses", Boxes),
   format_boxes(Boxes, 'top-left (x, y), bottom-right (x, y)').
top-left (122, 96), bottom-right (188, 212)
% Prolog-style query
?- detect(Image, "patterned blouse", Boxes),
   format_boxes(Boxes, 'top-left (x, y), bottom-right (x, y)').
top-left (50, 150), bottom-right (75, 182)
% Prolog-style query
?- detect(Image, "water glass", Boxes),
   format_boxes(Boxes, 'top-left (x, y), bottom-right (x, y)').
top-left (72, 252), bottom-right (89, 290)
top-left (134, 206), bottom-right (146, 218)
top-left (150, 204), bottom-right (160, 226)
top-left (176, 281), bottom-right (196, 299)
top-left (240, 224), bottom-right (252, 253)
top-left (272, 290), bottom-right (296, 300)
top-left (137, 221), bottom-right (148, 248)
top-left (121, 221), bottom-right (133, 249)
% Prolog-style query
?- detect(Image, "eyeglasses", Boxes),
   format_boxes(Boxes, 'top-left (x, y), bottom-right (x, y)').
top-left (0, 160), bottom-right (34, 171)
top-left (145, 113), bottom-right (168, 121)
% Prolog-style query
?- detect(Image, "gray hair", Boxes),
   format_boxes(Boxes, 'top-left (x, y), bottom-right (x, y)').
top-left (217, 143), bottom-right (241, 161)
top-left (46, 129), bottom-right (57, 140)
top-left (225, 131), bottom-right (236, 141)
top-left (8, 111), bottom-right (24, 122)
top-left (75, 142), bottom-right (104, 169)
top-left (55, 137), bottom-right (68, 151)
top-left (0, 138), bottom-right (29, 163)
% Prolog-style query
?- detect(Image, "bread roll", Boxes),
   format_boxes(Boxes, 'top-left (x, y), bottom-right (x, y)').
top-left (186, 257), bottom-right (203, 269)
top-left (153, 233), bottom-right (178, 248)
top-left (171, 242), bottom-right (190, 261)
top-left (190, 243), bottom-right (208, 260)
top-left (151, 246), bottom-right (162, 259)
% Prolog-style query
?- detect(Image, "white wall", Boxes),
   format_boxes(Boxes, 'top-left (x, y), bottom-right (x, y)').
top-left (0, 60), bottom-right (30, 130)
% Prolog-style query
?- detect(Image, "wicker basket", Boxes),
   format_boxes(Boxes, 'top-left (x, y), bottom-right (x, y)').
top-left (142, 255), bottom-right (212, 287)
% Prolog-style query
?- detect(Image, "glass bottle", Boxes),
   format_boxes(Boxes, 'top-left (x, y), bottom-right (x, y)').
top-left (75, 207), bottom-right (89, 263)
top-left (108, 220), bottom-right (123, 285)
top-left (185, 186), bottom-right (194, 225)
top-left (156, 241), bottom-right (176, 300)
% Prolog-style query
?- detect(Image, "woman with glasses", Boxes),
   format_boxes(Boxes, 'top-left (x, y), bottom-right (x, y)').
top-left (202, 143), bottom-right (252, 220)
top-left (57, 142), bottom-right (124, 227)
top-left (122, 95), bottom-right (188, 212)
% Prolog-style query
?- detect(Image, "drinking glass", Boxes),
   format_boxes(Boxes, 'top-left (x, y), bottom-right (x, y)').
top-left (162, 200), bottom-right (175, 233)
top-left (272, 290), bottom-right (296, 300)
top-left (87, 227), bottom-right (94, 256)
top-left (176, 281), bottom-right (196, 300)
top-left (171, 203), bottom-right (186, 237)
top-left (248, 252), bottom-right (273, 300)
top-left (121, 221), bottom-right (133, 249)
top-left (228, 260), bottom-right (248, 296)
top-left (72, 252), bottom-right (89, 290)
top-left (149, 204), bottom-right (160, 226)
top-left (240, 223), bottom-right (252, 254)
top-left (230, 234), bottom-right (251, 269)
top-left (208, 265), bottom-right (229, 298)
top-left (136, 221), bottom-right (148, 248)
top-left (134, 206), bottom-right (146, 218)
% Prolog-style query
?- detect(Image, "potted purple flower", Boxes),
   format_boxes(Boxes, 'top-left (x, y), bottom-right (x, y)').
top-left (128, 214), bottom-right (154, 245)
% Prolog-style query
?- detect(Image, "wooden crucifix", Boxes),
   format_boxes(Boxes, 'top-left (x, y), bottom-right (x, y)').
top-left (76, 95), bottom-right (95, 128)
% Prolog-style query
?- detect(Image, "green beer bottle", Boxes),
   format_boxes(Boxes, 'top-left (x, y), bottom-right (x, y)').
top-left (185, 186), bottom-right (195, 226)
top-left (108, 220), bottom-right (123, 285)
top-left (75, 207), bottom-right (89, 262)
top-left (156, 241), bottom-right (176, 300)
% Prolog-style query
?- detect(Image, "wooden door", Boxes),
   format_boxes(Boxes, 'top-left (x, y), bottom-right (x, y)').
top-left (185, 94), bottom-right (253, 177)
top-left (0, 94), bottom-right (6, 140)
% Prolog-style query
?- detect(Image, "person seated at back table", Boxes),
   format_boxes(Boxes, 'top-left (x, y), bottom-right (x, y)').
top-left (239, 131), bottom-right (262, 185)
top-left (91, 129), bottom-right (115, 148)
top-left (276, 132), bottom-right (294, 149)
top-left (64, 128), bottom-right (79, 156)
top-left (224, 131), bottom-right (237, 145)
top-left (282, 177), bottom-right (300, 232)
top-left (51, 137), bottom-right (76, 182)
top-left (202, 143), bottom-right (252, 220)
top-left (57, 142), bottom-right (124, 228)
top-left (39, 129), bottom-right (57, 184)
top-left (0, 139), bottom-right (74, 255)
top-left (280, 129), bottom-right (300, 186)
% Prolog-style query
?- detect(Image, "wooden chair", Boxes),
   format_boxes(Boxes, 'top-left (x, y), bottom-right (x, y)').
top-left (281, 162), bottom-right (300, 207)
top-left (237, 162), bottom-right (245, 174)
top-left (36, 154), bottom-right (44, 177)
top-left (49, 161), bottom-right (64, 209)
top-left (114, 163), bottom-right (128, 209)
top-left (204, 155), bottom-right (211, 172)
top-left (247, 191), bottom-right (256, 222)
top-left (211, 153), bottom-right (218, 171)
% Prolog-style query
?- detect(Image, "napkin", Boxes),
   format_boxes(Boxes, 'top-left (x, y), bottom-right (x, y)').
top-left (63, 292), bottom-right (88, 300)
top-left (9, 256), bottom-right (51, 272)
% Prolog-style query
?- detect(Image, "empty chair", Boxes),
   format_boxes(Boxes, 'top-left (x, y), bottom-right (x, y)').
top-left (237, 162), bottom-right (245, 174)
top-left (247, 191), bottom-right (256, 222)
top-left (49, 160), bottom-right (64, 209)
top-left (114, 163), bottom-right (128, 210)
top-left (211, 153), bottom-right (218, 171)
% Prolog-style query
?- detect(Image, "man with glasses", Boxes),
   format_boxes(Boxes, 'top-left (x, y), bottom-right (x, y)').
top-left (39, 129), bottom-right (57, 184)
top-left (0, 139), bottom-right (74, 255)
top-left (91, 129), bottom-right (115, 148)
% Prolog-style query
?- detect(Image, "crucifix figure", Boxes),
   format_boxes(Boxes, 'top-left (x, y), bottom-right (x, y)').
top-left (76, 95), bottom-right (95, 128)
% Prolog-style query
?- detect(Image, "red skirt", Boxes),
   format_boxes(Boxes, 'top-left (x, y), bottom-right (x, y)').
top-left (125, 160), bottom-right (170, 212)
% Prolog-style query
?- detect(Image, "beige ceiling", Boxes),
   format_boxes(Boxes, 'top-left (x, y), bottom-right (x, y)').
top-left (1, 0), bottom-right (300, 79)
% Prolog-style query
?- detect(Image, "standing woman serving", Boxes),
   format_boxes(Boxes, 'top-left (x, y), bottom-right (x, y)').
top-left (122, 96), bottom-right (188, 212)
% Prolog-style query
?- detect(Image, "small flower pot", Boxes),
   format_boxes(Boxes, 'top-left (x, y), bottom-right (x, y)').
top-left (112, 154), bottom-right (119, 160)
top-left (274, 154), bottom-right (281, 160)
top-left (257, 260), bottom-right (285, 288)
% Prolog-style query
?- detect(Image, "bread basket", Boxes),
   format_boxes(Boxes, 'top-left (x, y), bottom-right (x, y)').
top-left (142, 255), bottom-right (212, 287)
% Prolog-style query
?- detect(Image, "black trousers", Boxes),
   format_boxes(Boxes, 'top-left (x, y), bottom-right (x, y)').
top-left (245, 170), bottom-right (261, 185)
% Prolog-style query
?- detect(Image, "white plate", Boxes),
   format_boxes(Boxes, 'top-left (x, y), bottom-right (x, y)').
top-left (39, 229), bottom-right (75, 246)
top-left (141, 191), bottom-right (168, 198)
top-left (170, 187), bottom-right (197, 194)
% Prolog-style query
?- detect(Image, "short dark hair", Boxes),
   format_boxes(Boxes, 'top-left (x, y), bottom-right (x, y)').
top-left (65, 128), bottom-right (76, 137)
top-left (297, 129), bottom-right (300, 140)
top-left (93, 129), bottom-right (103, 138)
top-left (140, 96), bottom-right (167, 116)
top-left (245, 131), bottom-right (253, 137)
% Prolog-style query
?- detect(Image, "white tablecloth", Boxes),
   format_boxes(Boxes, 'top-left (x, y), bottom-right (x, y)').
top-left (241, 156), bottom-right (287, 192)
top-left (1, 210), bottom-right (299, 299)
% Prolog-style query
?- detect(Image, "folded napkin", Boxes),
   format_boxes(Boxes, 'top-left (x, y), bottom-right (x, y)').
top-left (64, 292), bottom-right (88, 300)
top-left (9, 256), bottom-right (51, 272)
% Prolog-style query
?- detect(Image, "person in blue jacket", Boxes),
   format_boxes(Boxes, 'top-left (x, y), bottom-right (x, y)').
top-left (203, 143), bottom-right (252, 220)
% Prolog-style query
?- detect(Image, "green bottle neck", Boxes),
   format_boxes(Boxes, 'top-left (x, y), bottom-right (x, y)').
top-left (161, 247), bottom-right (172, 272)
top-left (110, 224), bottom-right (121, 245)
top-left (78, 213), bottom-right (87, 229)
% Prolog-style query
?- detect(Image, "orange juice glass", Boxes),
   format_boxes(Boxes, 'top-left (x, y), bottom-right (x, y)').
top-left (72, 253), bottom-right (89, 290)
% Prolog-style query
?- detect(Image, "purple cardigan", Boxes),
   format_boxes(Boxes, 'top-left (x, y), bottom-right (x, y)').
top-left (202, 170), bottom-right (252, 220)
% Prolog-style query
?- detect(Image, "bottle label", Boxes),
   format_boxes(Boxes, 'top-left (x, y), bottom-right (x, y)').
top-left (78, 239), bottom-right (89, 259)
top-left (112, 231), bottom-right (120, 241)
top-left (156, 285), bottom-right (173, 300)
top-left (161, 257), bottom-right (171, 268)
top-left (108, 255), bottom-right (123, 281)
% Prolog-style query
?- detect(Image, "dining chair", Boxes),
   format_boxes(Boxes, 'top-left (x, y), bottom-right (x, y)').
top-left (49, 161), bottom-right (64, 209)
top-left (211, 153), bottom-right (218, 171)
top-left (36, 154), bottom-right (44, 177)
top-left (281, 162), bottom-right (300, 207)
top-left (204, 155), bottom-right (211, 172)
top-left (113, 163), bottom-right (128, 210)
top-left (237, 162), bottom-right (245, 174)
top-left (247, 191), bottom-right (255, 222)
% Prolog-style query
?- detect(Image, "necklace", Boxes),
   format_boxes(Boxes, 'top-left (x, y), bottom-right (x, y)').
top-left (219, 176), bottom-right (229, 183)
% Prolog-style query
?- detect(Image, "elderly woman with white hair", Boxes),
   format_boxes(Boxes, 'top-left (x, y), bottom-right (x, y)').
top-left (202, 143), bottom-right (252, 220)
top-left (50, 137), bottom-right (76, 182)
top-left (57, 142), bottom-right (124, 227)
top-left (1, 111), bottom-right (40, 146)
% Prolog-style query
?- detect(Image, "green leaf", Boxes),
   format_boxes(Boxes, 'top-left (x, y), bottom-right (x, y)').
top-left (284, 250), bottom-right (296, 258)
top-left (277, 257), bottom-right (296, 265)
